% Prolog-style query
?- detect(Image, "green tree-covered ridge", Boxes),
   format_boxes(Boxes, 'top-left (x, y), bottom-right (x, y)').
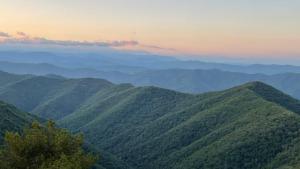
top-left (0, 101), bottom-right (36, 142)
top-left (2, 71), bottom-right (300, 168)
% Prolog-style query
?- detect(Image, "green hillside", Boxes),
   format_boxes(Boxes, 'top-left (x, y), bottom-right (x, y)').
top-left (1, 71), bottom-right (300, 168)
top-left (0, 75), bottom-right (114, 120)
top-left (0, 99), bottom-right (131, 169)
top-left (0, 71), bottom-right (32, 87)
top-left (59, 82), bottom-right (300, 169)
top-left (0, 101), bottom-right (36, 142)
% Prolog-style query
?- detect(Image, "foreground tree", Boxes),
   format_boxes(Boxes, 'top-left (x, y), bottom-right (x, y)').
top-left (0, 121), bottom-right (96, 169)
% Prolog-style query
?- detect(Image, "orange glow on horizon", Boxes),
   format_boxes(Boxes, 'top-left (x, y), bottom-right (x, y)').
top-left (0, 0), bottom-right (300, 58)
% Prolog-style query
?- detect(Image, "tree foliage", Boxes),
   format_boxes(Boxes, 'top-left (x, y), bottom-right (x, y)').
top-left (0, 121), bottom-right (96, 169)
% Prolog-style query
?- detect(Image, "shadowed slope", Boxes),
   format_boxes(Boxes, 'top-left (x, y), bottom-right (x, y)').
top-left (0, 101), bottom-right (36, 142)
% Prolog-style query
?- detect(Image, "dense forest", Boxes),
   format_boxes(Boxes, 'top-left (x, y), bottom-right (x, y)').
top-left (1, 0), bottom-right (299, 168)
top-left (0, 121), bottom-right (96, 169)
top-left (1, 72), bottom-right (300, 168)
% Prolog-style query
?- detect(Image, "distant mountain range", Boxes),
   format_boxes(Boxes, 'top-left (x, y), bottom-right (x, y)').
top-left (3, 50), bottom-right (300, 168)
top-left (2, 72), bottom-right (300, 168)
top-left (1, 50), bottom-right (300, 74)
top-left (2, 61), bottom-right (300, 99)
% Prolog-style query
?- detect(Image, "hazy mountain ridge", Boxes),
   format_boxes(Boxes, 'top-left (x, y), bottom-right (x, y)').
top-left (2, 61), bottom-right (300, 99)
top-left (1, 51), bottom-right (300, 75)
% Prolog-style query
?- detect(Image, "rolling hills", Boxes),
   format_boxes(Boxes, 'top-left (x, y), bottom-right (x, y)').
top-left (2, 50), bottom-right (300, 74)
top-left (110, 69), bottom-right (300, 98)
top-left (3, 61), bottom-right (300, 100)
top-left (59, 82), bottom-right (300, 169)
top-left (1, 72), bottom-right (300, 168)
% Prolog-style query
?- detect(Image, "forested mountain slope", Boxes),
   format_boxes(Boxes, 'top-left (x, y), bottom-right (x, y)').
top-left (61, 82), bottom-right (300, 169)
top-left (0, 101), bottom-right (37, 142)
top-left (1, 72), bottom-right (300, 168)
top-left (0, 99), bottom-right (132, 169)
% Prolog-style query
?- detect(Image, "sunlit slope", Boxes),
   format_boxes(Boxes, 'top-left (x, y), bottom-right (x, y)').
top-left (1, 71), bottom-right (300, 168)
top-left (60, 82), bottom-right (300, 169)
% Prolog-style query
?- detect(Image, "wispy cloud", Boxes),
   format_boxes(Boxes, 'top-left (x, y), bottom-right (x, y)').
top-left (16, 31), bottom-right (29, 37)
top-left (140, 44), bottom-right (176, 51)
top-left (5, 37), bottom-right (139, 47)
top-left (0, 31), bottom-right (175, 53)
top-left (0, 31), bottom-right (139, 48)
top-left (0, 32), bottom-right (11, 38)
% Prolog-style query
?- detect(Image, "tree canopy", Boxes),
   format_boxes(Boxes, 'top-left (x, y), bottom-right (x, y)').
top-left (0, 121), bottom-right (96, 169)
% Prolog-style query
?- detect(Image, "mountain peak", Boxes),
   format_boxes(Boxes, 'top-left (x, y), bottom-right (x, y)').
top-left (237, 81), bottom-right (300, 114)
top-left (244, 81), bottom-right (287, 97)
top-left (242, 81), bottom-right (273, 90)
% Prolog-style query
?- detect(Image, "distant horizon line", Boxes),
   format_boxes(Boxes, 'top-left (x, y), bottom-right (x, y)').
top-left (0, 48), bottom-right (299, 67)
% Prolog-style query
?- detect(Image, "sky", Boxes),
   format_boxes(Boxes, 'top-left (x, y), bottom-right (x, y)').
top-left (0, 0), bottom-right (300, 61)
